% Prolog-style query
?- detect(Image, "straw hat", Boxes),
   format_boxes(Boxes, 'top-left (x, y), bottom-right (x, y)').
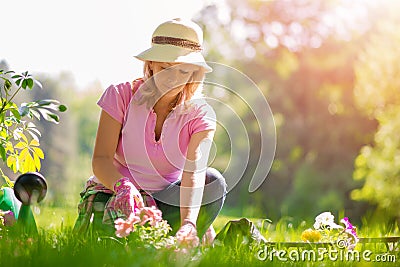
top-left (135, 18), bottom-right (212, 73)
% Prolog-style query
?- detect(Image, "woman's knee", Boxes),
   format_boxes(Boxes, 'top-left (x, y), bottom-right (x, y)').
top-left (203, 167), bottom-right (227, 204)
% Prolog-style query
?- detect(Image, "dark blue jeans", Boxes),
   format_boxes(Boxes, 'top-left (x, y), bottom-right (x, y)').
top-left (152, 167), bottom-right (227, 238)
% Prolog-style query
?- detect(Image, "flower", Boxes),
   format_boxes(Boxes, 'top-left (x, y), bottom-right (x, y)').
top-left (114, 205), bottom-right (164, 238)
top-left (305, 212), bottom-right (359, 250)
top-left (137, 206), bottom-right (163, 227)
top-left (340, 217), bottom-right (358, 238)
top-left (0, 210), bottom-right (16, 227)
top-left (340, 217), bottom-right (359, 249)
top-left (313, 212), bottom-right (342, 230)
top-left (115, 213), bottom-right (140, 238)
top-left (114, 206), bottom-right (175, 250)
top-left (301, 228), bottom-right (322, 242)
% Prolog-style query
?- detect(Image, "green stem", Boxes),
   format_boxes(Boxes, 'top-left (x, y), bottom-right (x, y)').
top-left (7, 85), bottom-right (22, 105)
top-left (0, 99), bottom-right (6, 115)
top-left (0, 85), bottom-right (22, 115)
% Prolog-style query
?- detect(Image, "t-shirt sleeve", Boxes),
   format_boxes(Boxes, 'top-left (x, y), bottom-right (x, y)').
top-left (97, 82), bottom-right (133, 124)
top-left (189, 102), bottom-right (217, 135)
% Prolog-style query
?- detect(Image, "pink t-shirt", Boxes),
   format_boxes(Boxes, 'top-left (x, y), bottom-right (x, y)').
top-left (96, 80), bottom-right (216, 192)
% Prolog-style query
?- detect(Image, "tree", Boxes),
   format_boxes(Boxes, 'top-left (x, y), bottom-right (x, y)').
top-left (196, 0), bottom-right (379, 221)
top-left (352, 14), bottom-right (400, 219)
top-left (0, 63), bottom-right (66, 188)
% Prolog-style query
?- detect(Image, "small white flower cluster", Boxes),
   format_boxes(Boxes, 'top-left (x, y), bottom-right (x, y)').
top-left (313, 212), bottom-right (343, 230)
top-left (312, 211), bottom-right (359, 250)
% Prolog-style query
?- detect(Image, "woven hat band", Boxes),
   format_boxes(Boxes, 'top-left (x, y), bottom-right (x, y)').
top-left (152, 36), bottom-right (202, 51)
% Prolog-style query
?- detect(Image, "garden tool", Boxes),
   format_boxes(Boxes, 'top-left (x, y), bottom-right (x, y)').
top-left (13, 172), bottom-right (47, 234)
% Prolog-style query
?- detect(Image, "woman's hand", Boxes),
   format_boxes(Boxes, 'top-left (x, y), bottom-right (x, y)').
top-left (175, 220), bottom-right (199, 248)
top-left (113, 177), bottom-right (144, 218)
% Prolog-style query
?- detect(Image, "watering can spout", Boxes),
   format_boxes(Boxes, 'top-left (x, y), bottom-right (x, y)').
top-left (17, 204), bottom-right (38, 234)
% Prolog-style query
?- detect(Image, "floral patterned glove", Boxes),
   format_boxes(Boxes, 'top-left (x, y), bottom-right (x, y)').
top-left (175, 220), bottom-right (199, 249)
top-left (113, 177), bottom-right (144, 218)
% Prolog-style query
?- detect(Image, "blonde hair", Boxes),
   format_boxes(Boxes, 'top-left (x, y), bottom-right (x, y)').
top-left (133, 61), bottom-right (206, 110)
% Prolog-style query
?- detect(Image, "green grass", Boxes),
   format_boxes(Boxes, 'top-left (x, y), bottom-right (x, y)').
top-left (1, 205), bottom-right (399, 267)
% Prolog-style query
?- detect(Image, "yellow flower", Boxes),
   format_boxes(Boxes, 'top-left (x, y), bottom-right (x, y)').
top-left (301, 228), bottom-right (322, 242)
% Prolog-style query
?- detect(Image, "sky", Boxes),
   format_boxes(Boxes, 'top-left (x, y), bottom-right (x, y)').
top-left (1, 0), bottom-right (216, 89)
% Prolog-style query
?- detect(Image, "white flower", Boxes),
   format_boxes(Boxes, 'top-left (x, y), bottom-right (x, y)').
top-left (313, 212), bottom-right (342, 230)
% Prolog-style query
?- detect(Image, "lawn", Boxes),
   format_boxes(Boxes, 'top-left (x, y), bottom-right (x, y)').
top-left (1, 205), bottom-right (399, 267)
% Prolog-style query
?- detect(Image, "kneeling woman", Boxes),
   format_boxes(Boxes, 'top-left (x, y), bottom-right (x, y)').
top-left (74, 18), bottom-right (226, 246)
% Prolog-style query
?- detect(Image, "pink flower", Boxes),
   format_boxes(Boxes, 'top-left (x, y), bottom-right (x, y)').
top-left (115, 213), bottom-right (140, 238)
top-left (1, 210), bottom-right (16, 226)
top-left (114, 206), bottom-right (163, 237)
top-left (138, 206), bottom-right (163, 226)
top-left (340, 217), bottom-right (358, 239)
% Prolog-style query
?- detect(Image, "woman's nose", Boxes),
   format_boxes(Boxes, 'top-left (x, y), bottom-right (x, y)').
top-left (166, 69), bottom-right (180, 83)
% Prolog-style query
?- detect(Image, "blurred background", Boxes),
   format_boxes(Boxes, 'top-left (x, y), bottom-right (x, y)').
top-left (1, 0), bottom-right (399, 227)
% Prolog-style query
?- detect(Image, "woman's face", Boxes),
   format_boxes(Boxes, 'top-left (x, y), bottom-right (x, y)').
top-left (151, 61), bottom-right (199, 95)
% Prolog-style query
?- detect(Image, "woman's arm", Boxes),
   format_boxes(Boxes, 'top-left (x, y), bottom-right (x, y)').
top-left (180, 129), bottom-right (215, 225)
top-left (92, 110), bottom-right (123, 190)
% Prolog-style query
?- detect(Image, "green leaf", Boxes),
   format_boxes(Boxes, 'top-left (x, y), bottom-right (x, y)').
top-left (19, 105), bottom-right (30, 117)
top-left (59, 104), bottom-right (67, 112)
top-left (48, 113), bottom-right (60, 123)
top-left (29, 109), bottom-right (41, 120)
top-left (3, 79), bottom-right (12, 91)
top-left (1, 173), bottom-right (14, 188)
top-left (15, 78), bottom-right (22, 86)
top-left (26, 78), bottom-right (34, 89)
top-left (37, 99), bottom-right (52, 105)
top-left (10, 108), bottom-right (21, 121)
top-left (37, 108), bottom-right (60, 123)
top-left (22, 79), bottom-right (27, 89)
top-left (0, 113), bottom-right (5, 124)
top-left (0, 145), bottom-right (6, 162)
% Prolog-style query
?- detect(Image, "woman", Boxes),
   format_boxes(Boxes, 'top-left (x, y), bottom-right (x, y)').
top-left (74, 18), bottom-right (226, 246)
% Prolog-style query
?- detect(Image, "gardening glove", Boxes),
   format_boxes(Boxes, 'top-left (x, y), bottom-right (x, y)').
top-left (113, 177), bottom-right (144, 218)
top-left (175, 219), bottom-right (199, 249)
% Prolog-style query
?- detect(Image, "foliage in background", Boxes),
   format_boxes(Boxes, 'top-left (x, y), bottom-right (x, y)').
top-left (1, 0), bottom-right (399, 225)
top-left (0, 68), bottom-right (66, 187)
top-left (352, 14), bottom-right (400, 219)
top-left (195, 0), bottom-right (385, 222)
top-left (0, 60), bottom-right (101, 205)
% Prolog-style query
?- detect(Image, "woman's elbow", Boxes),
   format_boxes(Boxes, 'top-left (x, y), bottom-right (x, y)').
top-left (91, 155), bottom-right (112, 176)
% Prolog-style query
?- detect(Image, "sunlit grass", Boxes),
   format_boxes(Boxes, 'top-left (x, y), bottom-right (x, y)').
top-left (2, 205), bottom-right (399, 267)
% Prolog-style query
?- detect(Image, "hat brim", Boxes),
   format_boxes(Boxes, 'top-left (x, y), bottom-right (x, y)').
top-left (135, 44), bottom-right (212, 73)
